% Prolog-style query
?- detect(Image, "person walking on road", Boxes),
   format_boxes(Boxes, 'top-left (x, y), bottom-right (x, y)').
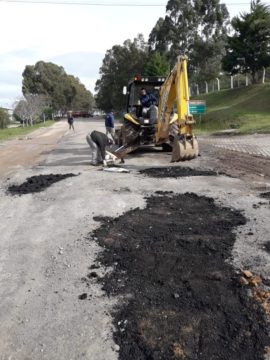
top-left (86, 130), bottom-right (113, 166)
top-left (67, 111), bottom-right (74, 131)
top-left (105, 110), bottom-right (115, 141)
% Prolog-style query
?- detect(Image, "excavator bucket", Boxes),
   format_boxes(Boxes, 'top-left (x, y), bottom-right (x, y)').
top-left (171, 135), bottom-right (199, 162)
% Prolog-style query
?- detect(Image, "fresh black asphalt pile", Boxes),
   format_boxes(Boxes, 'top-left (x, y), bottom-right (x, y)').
top-left (8, 173), bottom-right (77, 195)
top-left (260, 191), bottom-right (270, 199)
top-left (90, 193), bottom-right (269, 360)
top-left (140, 167), bottom-right (217, 178)
top-left (263, 242), bottom-right (270, 254)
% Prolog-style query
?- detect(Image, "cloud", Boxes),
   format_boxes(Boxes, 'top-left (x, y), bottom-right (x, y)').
top-left (0, 70), bottom-right (22, 85)
top-left (0, 50), bottom-right (104, 106)
top-left (50, 51), bottom-right (104, 89)
top-left (0, 84), bottom-right (22, 108)
top-left (0, 1), bottom-right (165, 107)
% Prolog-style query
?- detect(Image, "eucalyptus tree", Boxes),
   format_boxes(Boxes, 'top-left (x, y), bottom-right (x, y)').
top-left (149, 0), bottom-right (230, 82)
top-left (223, 0), bottom-right (270, 83)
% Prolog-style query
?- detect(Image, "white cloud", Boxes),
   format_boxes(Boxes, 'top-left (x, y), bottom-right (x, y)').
top-left (0, 1), bottom-right (164, 106)
top-left (0, 0), bottom-right (250, 107)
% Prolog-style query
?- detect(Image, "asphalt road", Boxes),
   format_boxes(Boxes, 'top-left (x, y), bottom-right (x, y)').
top-left (0, 119), bottom-right (270, 359)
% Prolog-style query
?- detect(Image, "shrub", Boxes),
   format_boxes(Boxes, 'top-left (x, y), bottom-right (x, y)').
top-left (0, 108), bottom-right (10, 129)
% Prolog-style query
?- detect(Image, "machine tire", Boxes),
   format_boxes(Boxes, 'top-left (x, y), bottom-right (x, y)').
top-left (123, 121), bottom-right (139, 145)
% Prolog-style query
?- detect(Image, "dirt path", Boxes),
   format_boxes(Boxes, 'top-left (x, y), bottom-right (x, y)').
top-left (199, 135), bottom-right (270, 184)
top-left (0, 121), bottom-right (270, 359)
top-left (0, 121), bottom-right (69, 178)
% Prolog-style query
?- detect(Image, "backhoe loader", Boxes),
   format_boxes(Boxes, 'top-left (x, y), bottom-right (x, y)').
top-left (114, 56), bottom-right (199, 161)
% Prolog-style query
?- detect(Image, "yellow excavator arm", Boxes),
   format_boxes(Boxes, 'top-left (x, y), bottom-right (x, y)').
top-left (156, 56), bottom-right (199, 161)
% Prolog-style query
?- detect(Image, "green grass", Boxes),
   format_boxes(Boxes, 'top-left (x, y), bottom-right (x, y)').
top-left (0, 120), bottom-right (55, 142)
top-left (192, 83), bottom-right (270, 135)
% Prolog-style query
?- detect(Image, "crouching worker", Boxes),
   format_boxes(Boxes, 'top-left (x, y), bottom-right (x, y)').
top-left (86, 130), bottom-right (113, 166)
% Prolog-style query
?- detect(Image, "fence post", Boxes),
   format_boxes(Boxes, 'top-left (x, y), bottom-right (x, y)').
top-left (262, 67), bottom-right (266, 84)
top-left (216, 78), bottom-right (220, 91)
top-left (231, 76), bottom-right (234, 89)
top-left (205, 81), bottom-right (208, 94)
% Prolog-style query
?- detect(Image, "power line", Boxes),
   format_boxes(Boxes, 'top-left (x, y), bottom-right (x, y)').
top-left (0, 0), bottom-right (263, 5)
top-left (3, 0), bottom-right (165, 5)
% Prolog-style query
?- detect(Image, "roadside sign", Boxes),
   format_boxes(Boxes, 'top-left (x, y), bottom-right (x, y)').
top-left (189, 100), bottom-right (206, 114)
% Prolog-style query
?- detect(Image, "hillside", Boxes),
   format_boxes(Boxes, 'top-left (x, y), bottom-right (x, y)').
top-left (192, 83), bottom-right (270, 134)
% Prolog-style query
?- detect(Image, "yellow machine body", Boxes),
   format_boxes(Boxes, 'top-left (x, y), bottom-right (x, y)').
top-left (114, 56), bottom-right (199, 161)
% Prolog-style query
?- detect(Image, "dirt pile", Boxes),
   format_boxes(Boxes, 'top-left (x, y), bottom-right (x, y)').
top-left (8, 173), bottom-right (78, 195)
top-left (90, 193), bottom-right (269, 360)
top-left (140, 167), bottom-right (218, 178)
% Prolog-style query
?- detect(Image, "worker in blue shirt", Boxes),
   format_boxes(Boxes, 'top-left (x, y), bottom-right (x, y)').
top-left (105, 110), bottom-right (115, 141)
top-left (140, 88), bottom-right (157, 108)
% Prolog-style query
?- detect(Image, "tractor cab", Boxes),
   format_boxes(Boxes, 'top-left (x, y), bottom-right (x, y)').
top-left (125, 75), bottom-right (166, 123)
top-left (117, 75), bottom-right (166, 147)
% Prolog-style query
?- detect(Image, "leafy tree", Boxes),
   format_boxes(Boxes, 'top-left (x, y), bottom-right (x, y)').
top-left (144, 52), bottom-right (170, 76)
top-left (149, 0), bottom-right (229, 82)
top-left (0, 108), bottom-right (10, 129)
top-left (191, 37), bottom-right (227, 83)
top-left (95, 34), bottom-right (148, 112)
top-left (222, 0), bottom-right (270, 83)
top-left (66, 75), bottom-right (95, 111)
top-left (22, 61), bottom-right (94, 112)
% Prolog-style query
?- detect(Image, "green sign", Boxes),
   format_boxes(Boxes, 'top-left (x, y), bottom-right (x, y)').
top-left (189, 100), bottom-right (206, 114)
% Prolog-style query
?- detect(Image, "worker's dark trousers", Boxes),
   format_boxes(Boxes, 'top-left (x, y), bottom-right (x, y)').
top-left (86, 134), bottom-right (103, 165)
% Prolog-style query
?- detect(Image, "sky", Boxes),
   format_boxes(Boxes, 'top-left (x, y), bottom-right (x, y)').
top-left (0, 0), bottom-right (253, 108)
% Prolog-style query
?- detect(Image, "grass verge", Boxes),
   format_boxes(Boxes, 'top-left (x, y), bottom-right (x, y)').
top-left (0, 120), bottom-right (55, 142)
top-left (192, 84), bottom-right (270, 135)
